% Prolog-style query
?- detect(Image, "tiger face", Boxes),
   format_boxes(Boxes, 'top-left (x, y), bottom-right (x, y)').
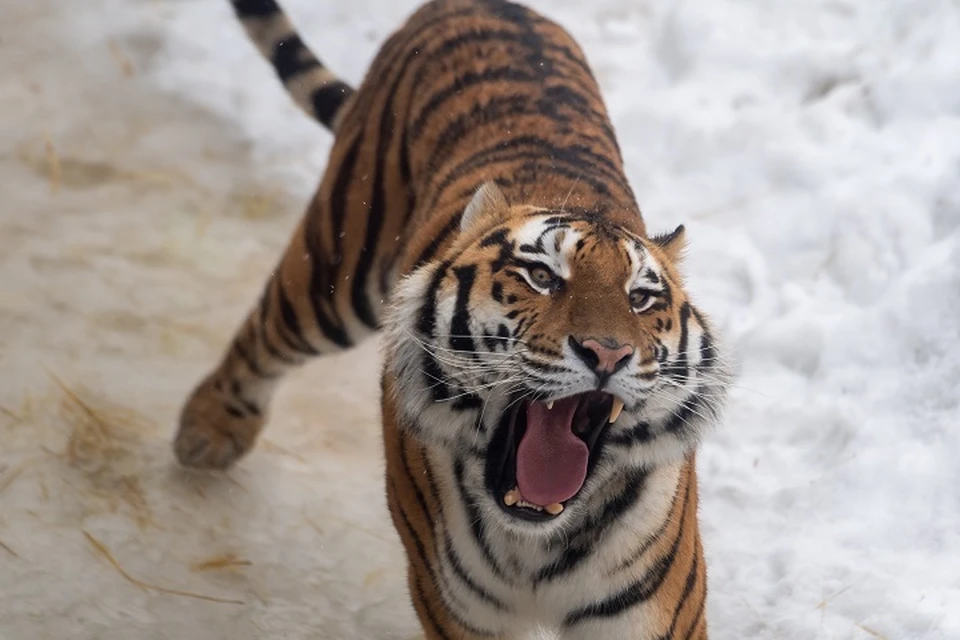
top-left (386, 184), bottom-right (729, 533)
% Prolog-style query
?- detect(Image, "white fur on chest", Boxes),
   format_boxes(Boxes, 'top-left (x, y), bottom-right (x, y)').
top-left (429, 449), bottom-right (682, 638)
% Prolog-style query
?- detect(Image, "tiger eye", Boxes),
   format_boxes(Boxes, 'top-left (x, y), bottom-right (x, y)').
top-left (530, 266), bottom-right (555, 288)
top-left (630, 290), bottom-right (652, 310)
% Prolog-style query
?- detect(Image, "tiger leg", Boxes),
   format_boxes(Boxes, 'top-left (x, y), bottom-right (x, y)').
top-left (174, 213), bottom-right (376, 470)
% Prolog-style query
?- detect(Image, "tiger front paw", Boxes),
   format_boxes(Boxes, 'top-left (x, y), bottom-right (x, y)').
top-left (173, 375), bottom-right (265, 470)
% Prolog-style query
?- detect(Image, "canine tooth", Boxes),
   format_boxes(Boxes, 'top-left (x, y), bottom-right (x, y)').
top-left (609, 397), bottom-right (625, 424)
top-left (504, 490), bottom-right (520, 506)
top-left (545, 503), bottom-right (564, 516)
top-left (546, 400), bottom-right (554, 410)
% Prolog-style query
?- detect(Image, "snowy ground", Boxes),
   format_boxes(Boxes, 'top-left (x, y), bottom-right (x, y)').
top-left (1, 0), bottom-right (958, 638)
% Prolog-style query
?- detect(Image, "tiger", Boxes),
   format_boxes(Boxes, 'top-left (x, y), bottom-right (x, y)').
top-left (173, 0), bottom-right (731, 638)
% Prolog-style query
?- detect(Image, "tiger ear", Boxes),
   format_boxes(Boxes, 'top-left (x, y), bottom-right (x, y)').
top-left (651, 224), bottom-right (686, 263)
top-left (461, 182), bottom-right (509, 233)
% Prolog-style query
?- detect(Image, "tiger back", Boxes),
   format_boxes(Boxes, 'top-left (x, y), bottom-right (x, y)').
top-left (173, 1), bottom-right (730, 638)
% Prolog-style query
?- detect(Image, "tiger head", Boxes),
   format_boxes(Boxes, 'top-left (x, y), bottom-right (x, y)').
top-left (385, 183), bottom-right (730, 533)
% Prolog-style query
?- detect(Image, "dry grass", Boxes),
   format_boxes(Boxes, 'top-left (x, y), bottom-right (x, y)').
top-left (0, 404), bottom-right (23, 424)
top-left (83, 530), bottom-right (244, 605)
top-left (107, 41), bottom-right (135, 77)
top-left (260, 438), bottom-right (308, 463)
top-left (239, 189), bottom-right (281, 221)
top-left (190, 553), bottom-right (252, 573)
top-left (363, 567), bottom-right (389, 588)
top-left (18, 135), bottom-right (204, 194)
top-left (0, 463), bottom-right (26, 495)
top-left (304, 511), bottom-right (394, 545)
top-left (46, 371), bottom-right (157, 528)
top-left (855, 623), bottom-right (890, 640)
top-left (0, 539), bottom-right (19, 558)
top-left (41, 130), bottom-right (61, 194)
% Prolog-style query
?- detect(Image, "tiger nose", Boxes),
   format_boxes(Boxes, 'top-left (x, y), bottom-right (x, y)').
top-left (569, 337), bottom-right (635, 374)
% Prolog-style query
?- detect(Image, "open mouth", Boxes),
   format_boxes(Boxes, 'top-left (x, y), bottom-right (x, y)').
top-left (484, 391), bottom-right (625, 522)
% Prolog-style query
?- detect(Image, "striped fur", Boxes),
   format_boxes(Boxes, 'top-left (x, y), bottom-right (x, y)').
top-left (174, 1), bottom-right (731, 638)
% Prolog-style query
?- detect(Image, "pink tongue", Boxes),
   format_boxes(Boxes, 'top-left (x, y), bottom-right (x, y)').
top-left (516, 397), bottom-right (588, 507)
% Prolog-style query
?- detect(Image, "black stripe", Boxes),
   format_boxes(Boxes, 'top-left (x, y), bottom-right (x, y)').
top-left (255, 283), bottom-right (301, 365)
top-left (310, 81), bottom-right (352, 129)
top-left (301, 243), bottom-right (352, 349)
top-left (442, 531), bottom-right (509, 612)
top-left (498, 160), bottom-right (615, 198)
top-left (409, 24), bottom-right (594, 88)
top-left (416, 261), bottom-right (450, 338)
top-left (525, 341), bottom-right (562, 359)
top-left (412, 66), bottom-right (538, 138)
top-left (654, 543), bottom-right (700, 640)
top-left (276, 278), bottom-right (320, 355)
top-left (398, 438), bottom-right (434, 534)
top-left (605, 421), bottom-right (652, 448)
top-left (564, 476), bottom-right (692, 626)
top-left (410, 26), bottom-right (594, 91)
top-left (414, 211), bottom-right (463, 268)
top-left (421, 452), bottom-right (443, 507)
top-left (428, 93), bottom-right (528, 171)
top-left (612, 480), bottom-right (684, 573)
top-left (256, 316), bottom-right (300, 366)
top-left (534, 546), bottom-right (589, 585)
top-left (480, 229), bottom-right (510, 249)
top-left (452, 152), bottom-right (618, 209)
top-left (225, 404), bottom-right (245, 419)
top-left (349, 96), bottom-right (397, 331)
top-left (428, 135), bottom-right (628, 212)
top-left (416, 262), bottom-right (454, 402)
top-left (663, 393), bottom-right (704, 434)
top-left (403, 449), bottom-right (499, 629)
top-left (231, 339), bottom-right (276, 380)
top-left (518, 243), bottom-right (546, 255)
top-left (328, 134), bottom-right (361, 273)
top-left (452, 458), bottom-right (510, 582)
top-left (449, 266), bottom-right (477, 354)
top-left (676, 302), bottom-right (692, 382)
top-left (690, 306), bottom-right (718, 372)
top-left (536, 470), bottom-right (647, 584)
top-left (391, 464), bottom-right (493, 637)
top-left (397, 115), bottom-right (417, 237)
top-left (406, 15), bottom-right (603, 138)
top-left (548, 469), bottom-right (648, 550)
top-left (422, 353), bottom-right (450, 401)
top-left (426, 79), bottom-right (612, 175)
top-left (538, 83), bottom-right (618, 153)
top-left (504, 270), bottom-right (530, 289)
top-left (229, 379), bottom-right (254, 406)
top-left (348, 14), bottom-right (443, 330)
top-left (490, 281), bottom-right (504, 304)
top-left (273, 35), bottom-right (320, 82)
top-left (521, 357), bottom-right (568, 376)
top-left (302, 143), bottom-right (355, 348)
top-left (411, 573), bottom-right (452, 640)
top-left (389, 488), bottom-right (452, 640)
top-left (683, 593), bottom-right (707, 640)
top-left (452, 393), bottom-right (483, 411)
top-left (231, 0), bottom-right (279, 18)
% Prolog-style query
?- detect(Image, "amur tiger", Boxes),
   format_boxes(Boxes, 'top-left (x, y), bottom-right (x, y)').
top-left (173, 0), bottom-right (731, 637)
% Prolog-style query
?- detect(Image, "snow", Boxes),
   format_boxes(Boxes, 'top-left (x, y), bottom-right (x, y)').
top-left (1, 0), bottom-right (958, 638)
